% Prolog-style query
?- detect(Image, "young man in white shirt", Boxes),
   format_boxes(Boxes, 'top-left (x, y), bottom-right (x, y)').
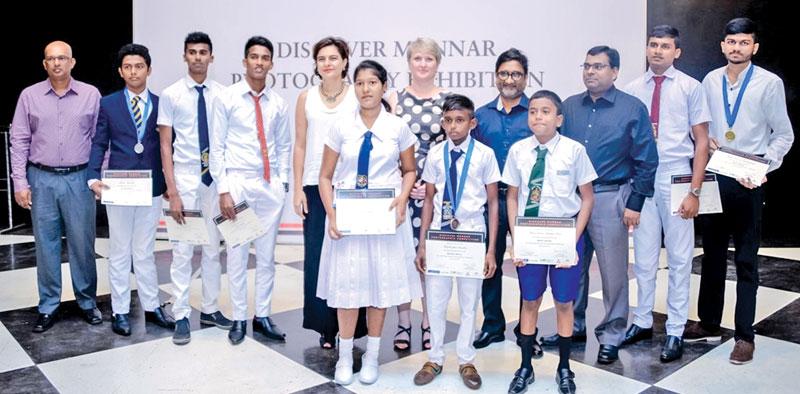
top-left (210, 36), bottom-right (291, 345)
top-left (621, 25), bottom-right (711, 363)
top-left (158, 31), bottom-right (232, 345)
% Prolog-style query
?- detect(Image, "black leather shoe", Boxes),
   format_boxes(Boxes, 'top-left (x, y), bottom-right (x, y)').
top-left (597, 344), bottom-right (619, 364)
top-left (507, 367), bottom-right (534, 394)
top-left (252, 316), bottom-right (286, 341)
top-left (172, 317), bottom-right (191, 345)
top-left (81, 307), bottom-right (102, 325)
top-left (144, 306), bottom-right (176, 329)
top-left (621, 324), bottom-right (653, 346)
top-left (556, 368), bottom-right (576, 394)
top-left (473, 331), bottom-right (504, 349)
top-left (32, 309), bottom-right (59, 333)
top-left (200, 311), bottom-right (233, 329)
top-left (541, 330), bottom-right (586, 346)
top-left (112, 313), bottom-right (131, 336)
top-left (514, 326), bottom-right (543, 359)
top-left (660, 335), bottom-right (684, 363)
top-left (228, 320), bottom-right (247, 345)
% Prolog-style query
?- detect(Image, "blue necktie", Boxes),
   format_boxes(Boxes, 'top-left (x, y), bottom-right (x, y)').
top-left (195, 86), bottom-right (212, 186)
top-left (356, 131), bottom-right (373, 189)
top-left (442, 149), bottom-right (463, 228)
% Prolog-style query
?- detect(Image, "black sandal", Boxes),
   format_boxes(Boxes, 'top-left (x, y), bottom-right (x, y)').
top-left (393, 325), bottom-right (411, 351)
top-left (319, 332), bottom-right (336, 349)
top-left (421, 325), bottom-right (431, 350)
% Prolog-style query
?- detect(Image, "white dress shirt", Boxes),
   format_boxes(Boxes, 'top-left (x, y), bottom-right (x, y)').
top-left (210, 80), bottom-right (291, 194)
top-left (502, 134), bottom-right (597, 218)
top-left (421, 135), bottom-right (501, 230)
top-left (703, 63), bottom-right (794, 172)
top-left (158, 76), bottom-right (225, 166)
top-left (624, 66), bottom-right (711, 164)
top-left (303, 85), bottom-right (358, 186)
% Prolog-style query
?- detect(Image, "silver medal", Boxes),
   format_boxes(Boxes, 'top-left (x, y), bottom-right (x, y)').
top-left (134, 142), bottom-right (144, 154)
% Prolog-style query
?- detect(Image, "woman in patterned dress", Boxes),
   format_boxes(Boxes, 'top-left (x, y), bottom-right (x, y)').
top-left (387, 37), bottom-right (449, 351)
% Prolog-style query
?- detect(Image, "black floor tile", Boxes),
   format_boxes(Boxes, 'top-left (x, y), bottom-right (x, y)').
top-left (291, 381), bottom-right (354, 394)
top-left (754, 297), bottom-right (800, 345)
top-left (691, 252), bottom-right (800, 292)
top-left (639, 386), bottom-right (680, 394)
top-left (0, 239), bottom-right (101, 272)
top-left (0, 366), bottom-right (58, 394)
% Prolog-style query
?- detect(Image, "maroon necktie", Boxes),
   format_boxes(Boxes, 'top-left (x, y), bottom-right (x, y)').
top-left (650, 75), bottom-right (666, 139)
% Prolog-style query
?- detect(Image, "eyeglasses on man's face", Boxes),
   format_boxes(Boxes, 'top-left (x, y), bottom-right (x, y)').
top-left (496, 70), bottom-right (525, 81)
top-left (581, 63), bottom-right (610, 72)
top-left (45, 56), bottom-right (71, 64)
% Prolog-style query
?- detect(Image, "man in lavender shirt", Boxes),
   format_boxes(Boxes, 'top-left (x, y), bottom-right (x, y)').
top-left (10, 41), bottom-right (102, 333)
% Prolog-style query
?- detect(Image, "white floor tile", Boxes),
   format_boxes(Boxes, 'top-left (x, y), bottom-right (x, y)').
top-left (0, 322), bottom-right (34, 373)
top-left (38, 328), bottom-right (328, 393)
top-left (347, 340), bottom-right (649, 393)
top-left (274, 244), bottom-right (304, 263)
top-left (655, 335), bottom-right (800, 393)
top-left (0, 235), bottom-right (36, 246)
top-left (757, 248), bottom-right (800, 261)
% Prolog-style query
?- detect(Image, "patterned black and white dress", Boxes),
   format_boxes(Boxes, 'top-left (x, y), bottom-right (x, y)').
top-left (394, 88), bottom-right (449, 246)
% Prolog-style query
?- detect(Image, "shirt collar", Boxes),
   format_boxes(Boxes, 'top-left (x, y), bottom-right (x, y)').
top-left (531, 133), bottom-right (560, 154)
top-left (235, 80), bottom-right (268, 99)
top-left (355, 107), bottom-right (390, 142)
top-left (580, 85), bottom-right (618, 105)
top-left (645, 65), bottom-right (677, 83)
top-left (492, 94), bottom-right (529, 114)
top-left (127, 88), bottom-right (150, 104)
top-left (44, 78), bottom-right (76, 96)
top-left (183, 75), bottom-right (208, 90)
top-left (447, 135), bottom-right (472, 152)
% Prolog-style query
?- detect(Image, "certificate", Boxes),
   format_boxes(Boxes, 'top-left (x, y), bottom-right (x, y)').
top-left (213, 201), bottom-right (267, 249)
top-left (706, 146), bottom-right (770, 186)
top-left (669, 174), bottom-right (723, 216)
top-left (425, 230), bottom-right (486, 279)
top-left (163, 209), bottom-right (210, 245)
top-left (335, 189), bottom-right (396, 235)
top-left (513, 217), bottom-right (576, 265)
top-left (101, 170), bottom-right (152, 206)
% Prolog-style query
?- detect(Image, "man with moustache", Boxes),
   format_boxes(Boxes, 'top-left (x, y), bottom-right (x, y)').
top-left (541, 46), bottom-right (658, 365)
top-left (685, 17), bottom-right (793, 365)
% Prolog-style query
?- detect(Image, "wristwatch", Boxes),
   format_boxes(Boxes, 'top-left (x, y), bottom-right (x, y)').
top-left (689, 187), bottom-right (701, 198)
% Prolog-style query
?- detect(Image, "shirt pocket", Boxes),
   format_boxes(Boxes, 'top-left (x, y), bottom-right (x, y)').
top-left (546, 159), bottom-right (575, 197)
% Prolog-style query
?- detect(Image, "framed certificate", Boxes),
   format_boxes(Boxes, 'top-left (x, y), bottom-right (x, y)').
top-left (335, 188), bottom-right (396, 235)
top-left (425, 230), bottom-right (486, 279)
top-left (706, 146), bottom-right (770, 186)
top-left (101, 170), bottom-right (152, 206)
top-left (669, 173), bottom-right (723, 216)
top-left (213, 201), bottom-right (267, 249)
top-left (513, 217), bottom-right (576, 265)
top-left (163, 209), bottom-right (210, 245)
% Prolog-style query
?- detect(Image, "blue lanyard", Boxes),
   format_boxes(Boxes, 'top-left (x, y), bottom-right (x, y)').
top-left (443, 138), bottom-right (475, 217)
top-left (124, 89), bottom-right (152, 143)
top-left (722, 64), bottom-right (754, 129)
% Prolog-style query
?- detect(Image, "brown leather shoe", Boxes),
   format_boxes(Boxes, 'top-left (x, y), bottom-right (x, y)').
top-left (459, 363), bottom-right (482, 390)
top-left (683, 321), bottom-right (722, 342)
top-left (413, 362), bottom-right (442, 386)
top-left (729, 339), bottom-right (755, 365)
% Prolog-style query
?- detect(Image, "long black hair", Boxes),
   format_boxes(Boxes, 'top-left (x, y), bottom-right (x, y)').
top-left (353, 60), bottom-right (391, 111)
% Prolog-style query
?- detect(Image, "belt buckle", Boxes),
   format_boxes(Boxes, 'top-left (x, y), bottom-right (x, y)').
top-left (53, 167), bottom-right (70, 174)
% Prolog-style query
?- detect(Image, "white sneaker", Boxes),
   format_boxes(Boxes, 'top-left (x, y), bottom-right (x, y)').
top-left (358, 354), bottom-right (380, 384)
top-left (334, 358), bottom-right (354, 385)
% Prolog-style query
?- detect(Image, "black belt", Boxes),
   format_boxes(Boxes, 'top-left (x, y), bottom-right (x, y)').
top-left (28, 161), bottom-right (88, 174)
top-left (592, 182), bottom-right (626, 193)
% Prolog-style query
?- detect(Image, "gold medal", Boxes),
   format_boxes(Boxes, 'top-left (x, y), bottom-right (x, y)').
top-left (725, 130), bottom-right (736, 142)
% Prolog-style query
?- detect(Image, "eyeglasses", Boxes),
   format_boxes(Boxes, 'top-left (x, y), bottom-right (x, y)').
top-left (45, 56), bottom-right (70, 64)
top-left (496, 71), bottom-right (525, 81)
top-left (581, 63), bottom-right (610, 71)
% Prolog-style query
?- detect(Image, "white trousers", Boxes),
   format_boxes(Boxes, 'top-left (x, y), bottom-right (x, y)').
top-left (225, 172), bottom-right (285, 321)
top-left (425, 274), bottom-right (482, 365)
top-left (169, 164), bottom-right (224, 320)
top-left (632, 160), bottom-right (694, 337)
top-left (106, 196), bottom-right (162, 314)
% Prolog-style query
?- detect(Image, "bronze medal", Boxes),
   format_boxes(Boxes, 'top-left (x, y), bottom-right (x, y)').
top-left (450, 218), bottom-right (460, 230)
top-left (725, 129), bottom-right (736, 142)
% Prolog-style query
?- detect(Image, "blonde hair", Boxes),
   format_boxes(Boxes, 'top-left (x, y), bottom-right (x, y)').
top-left (406, 37), bottom-right (442, 64)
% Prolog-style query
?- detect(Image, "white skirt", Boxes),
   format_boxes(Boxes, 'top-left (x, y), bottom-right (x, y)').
top-left (316, 212), bottom-right (423, 308)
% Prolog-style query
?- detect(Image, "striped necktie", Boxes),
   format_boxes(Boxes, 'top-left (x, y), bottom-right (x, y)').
top-left (524, 146), bottom-right (547, 217)
top-left (131, 96), bottom-right (143, 129)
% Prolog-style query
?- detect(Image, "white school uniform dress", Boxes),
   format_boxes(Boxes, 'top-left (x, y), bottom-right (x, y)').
top-left (210, 80), bottom-right (291, 321)
top-left (624, 66), bottom-right (712, 336)
top-left (420, 135), bottom-right (501, 365)
top-left (157, 76), bottom-right (226, 320)
top-left (316, 108), bottom-right (423, 308)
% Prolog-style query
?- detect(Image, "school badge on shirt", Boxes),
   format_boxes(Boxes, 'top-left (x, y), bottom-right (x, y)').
top-left (356, 175), bottom-right (368, 188)
top-left (529, 184), bottom-right (542, 204)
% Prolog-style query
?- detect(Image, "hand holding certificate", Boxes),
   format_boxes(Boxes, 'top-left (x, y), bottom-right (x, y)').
top-left (513, 217), bottom-right (576, 266)
top-left (424, 231), bottom-right (486, 279)
top-left (335, 189), bottom-right (396, 235)
top-left (213, 201), bottom-right (267, 249)
top-left (100, 170), bottom-right (153, 206)
top-left (670, 174), bottom-right (722, 216)
top-left (706, 146), bottom-right (769, 187)
top-left (163, 209), bottom-right (210, 245)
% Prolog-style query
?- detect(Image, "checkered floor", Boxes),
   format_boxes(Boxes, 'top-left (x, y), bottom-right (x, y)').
top-left (1, 230), bottom-right (800, 393)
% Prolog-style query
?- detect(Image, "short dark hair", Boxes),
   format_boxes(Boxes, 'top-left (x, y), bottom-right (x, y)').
top-left (353, 60), bottom-right (391, 111)
top-left (649, 25), bottom-right (681, 49)
top-left (244, 36), bottom-right (274, 58)
top-left (725, 17), bottom-right (758, 43)
top-left (495, 48), bottom-right (528, 74)
top-left (442, 94), bottom-right (475, 118)
top-left (184, 31), bottom-right (212, 53)
top-left (530, 89), bottom-right (563, 115)
top-left (117, 43), bottom-right (151, 68)
top-left (587, 45), bottom-right (620, 69)
top-left (312, 36), bottom-right (349, 78)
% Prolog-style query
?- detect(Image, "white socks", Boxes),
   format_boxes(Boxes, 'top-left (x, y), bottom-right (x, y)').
top-left (334, 337), bottom-right (355, 385)
top-left (360, 336), bottom-right (381, 384)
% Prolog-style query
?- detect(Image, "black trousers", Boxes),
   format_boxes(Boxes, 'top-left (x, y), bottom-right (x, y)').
top-left (479, 190), bottom-right (509, 335)
top-left (699, 175), bottom-right (764, 342)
